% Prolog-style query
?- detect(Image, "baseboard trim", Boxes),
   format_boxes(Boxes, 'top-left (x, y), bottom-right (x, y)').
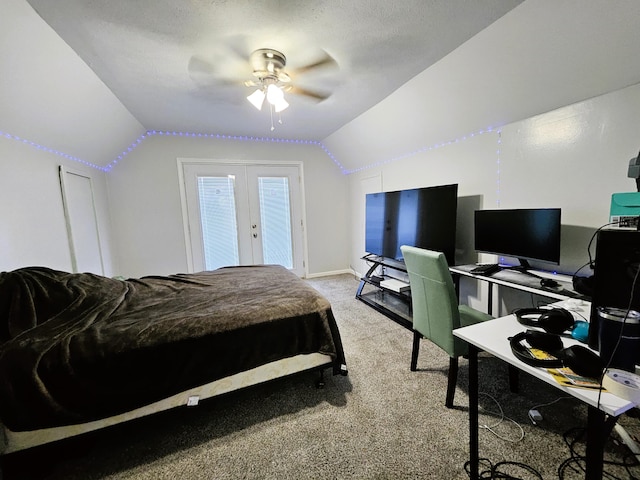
top-left (305, 268), bottom-right (355, 279)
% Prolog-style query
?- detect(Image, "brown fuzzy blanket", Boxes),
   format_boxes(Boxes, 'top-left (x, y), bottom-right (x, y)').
top-left (0, 265), bottom-right (345, 431)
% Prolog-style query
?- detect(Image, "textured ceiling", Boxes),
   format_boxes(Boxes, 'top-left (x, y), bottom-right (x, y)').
top-left (25, 0), bottom-right (523, 140)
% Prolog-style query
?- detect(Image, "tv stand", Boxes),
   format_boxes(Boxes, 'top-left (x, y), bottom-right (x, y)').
top-left (356, 255), bottom-right (413, 330)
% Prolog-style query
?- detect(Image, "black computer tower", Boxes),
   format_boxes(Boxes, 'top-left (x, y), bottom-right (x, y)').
top-left (587, 229), bottom-right (640, 350)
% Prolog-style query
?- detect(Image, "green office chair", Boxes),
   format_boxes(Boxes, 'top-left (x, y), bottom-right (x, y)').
top-left (400, 245), bottom-right (494, 408)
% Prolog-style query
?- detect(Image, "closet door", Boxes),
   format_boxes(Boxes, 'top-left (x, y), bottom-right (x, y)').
top-left (181, 161), bottom-right (306, 276)
top-left (59, 166), bottom-right (104, 274)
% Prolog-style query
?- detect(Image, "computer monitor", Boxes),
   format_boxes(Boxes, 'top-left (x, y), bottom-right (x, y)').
top-left (474, 208), bottom-right (561, 268)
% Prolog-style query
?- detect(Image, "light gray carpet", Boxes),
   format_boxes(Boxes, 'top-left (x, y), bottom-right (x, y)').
top-left (4, 274), bottom-right (640, 479)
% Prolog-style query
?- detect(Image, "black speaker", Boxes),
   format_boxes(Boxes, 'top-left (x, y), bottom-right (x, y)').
top-left (588, 229), bottom-right (640, 350)
top-left (509, 330), bottom-right (603, 378)
top-left (513, 307), bottom-right (575, 335)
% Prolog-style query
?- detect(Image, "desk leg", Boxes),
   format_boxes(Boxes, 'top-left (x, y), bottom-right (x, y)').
top-left (584, 406), bottom-right (617, 480)
top-left (487, 284), bottom-right (493, 316)
top-left (468, 344), bottom-right (479, 479)
top-left (453, 273), bottom-right (460, 301)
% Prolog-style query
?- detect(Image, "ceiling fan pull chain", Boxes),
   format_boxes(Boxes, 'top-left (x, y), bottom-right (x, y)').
top-left (270, 103), bottom-right (275, 131)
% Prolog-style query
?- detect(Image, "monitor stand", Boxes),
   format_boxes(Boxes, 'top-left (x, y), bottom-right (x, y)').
top-left (517, 259), bottom-right (531, 270)
top-left (503, 259), bottom-right (544, 280)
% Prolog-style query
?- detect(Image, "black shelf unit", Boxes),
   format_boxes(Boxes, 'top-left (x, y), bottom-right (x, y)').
top-left (356, 255), bottom-right (413, 330)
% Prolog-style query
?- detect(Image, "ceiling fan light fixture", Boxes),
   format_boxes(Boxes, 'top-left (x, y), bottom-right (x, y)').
top-left (265, 83), bottom-right (289, 112)
top-left (246, 88), bottom-right (265, 110)
top-left (266, 84), bottom-right (284, 104)
top-left (274, 97), bottom-right (289, 113)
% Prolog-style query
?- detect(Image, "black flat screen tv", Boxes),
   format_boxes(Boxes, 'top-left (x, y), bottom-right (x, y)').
top-left (365, 184), bottom-right (458, 264)
top-left (474, 208), bottom-right (561, 268)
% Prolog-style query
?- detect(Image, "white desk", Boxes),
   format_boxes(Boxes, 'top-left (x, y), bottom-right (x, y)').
top-left (450, 265), bottom-right (587, 316)
top-left (454, 299), bottom-right (637, 480)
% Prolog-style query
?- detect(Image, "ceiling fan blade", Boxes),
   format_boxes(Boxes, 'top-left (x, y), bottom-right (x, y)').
top-left (290, 51), bottom-right (338, 76)
top-left (188, 55), bottom-right (217, 76)
top-left (221, 34), bottom-right (254, 63)
top-left (287, 85), bottom-right (331, 101)
top-left (187, 54), bottom-right (246, 89)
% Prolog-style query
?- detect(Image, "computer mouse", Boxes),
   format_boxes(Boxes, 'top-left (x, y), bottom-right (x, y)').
top-left (540, 278), bottom-right (560, 288)
top-left (571, 321), bottom-right (589, 343)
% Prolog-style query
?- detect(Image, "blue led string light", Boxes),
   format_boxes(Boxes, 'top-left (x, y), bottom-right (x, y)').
top-left (3, 126), bottom-right (504, 180)
top-left (1, 130), bottom-right (108, 171)
top-left (342, 127), bottom-right (500, 174)
top-left (103, 130), bottom-right (344, 171)
top-left (0, 129), bottom-right (334, 172)
top-left (105, 133), bottom-right (148, 171)
top-left (318, 143), bottom-right (348, 174)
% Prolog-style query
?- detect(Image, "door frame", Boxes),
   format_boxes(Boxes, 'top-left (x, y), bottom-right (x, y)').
top-left (177, 158), bottom-right (309, 277)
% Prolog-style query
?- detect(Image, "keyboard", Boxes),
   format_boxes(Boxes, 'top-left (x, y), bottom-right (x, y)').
top-left (470, 263), bottom-right (501, 276)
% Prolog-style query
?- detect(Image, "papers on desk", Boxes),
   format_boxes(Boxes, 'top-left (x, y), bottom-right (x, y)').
top-left (549, 368), bottom-right (603, 390)
top-left (530, 348), bottom-right (604, 390)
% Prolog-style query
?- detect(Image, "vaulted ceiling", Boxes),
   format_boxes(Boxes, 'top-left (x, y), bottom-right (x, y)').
top-left (25, 0), bottom-right (523, 141)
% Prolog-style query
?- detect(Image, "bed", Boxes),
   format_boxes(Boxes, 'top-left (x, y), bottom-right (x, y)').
top-left (0, 264), bottom-right (347, 454)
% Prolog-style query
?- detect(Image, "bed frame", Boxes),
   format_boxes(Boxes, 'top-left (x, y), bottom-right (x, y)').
top-left (0, 352), bottom-right (340, 454)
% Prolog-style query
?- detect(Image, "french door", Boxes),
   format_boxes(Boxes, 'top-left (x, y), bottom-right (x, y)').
top-left (180, 161), bottom-right (306, 277)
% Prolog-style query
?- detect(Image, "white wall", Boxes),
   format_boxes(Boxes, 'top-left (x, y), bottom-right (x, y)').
top-left (1, 0), bottom-right (145, 166)
top-left (0, 0), bottom-right (145, 275)
top-left (106, 135), bottom-right (349, 278)
top-left (0, 135), bottom-right (114, 274)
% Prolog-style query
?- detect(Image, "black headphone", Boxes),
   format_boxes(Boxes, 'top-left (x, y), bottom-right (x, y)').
top-left (509, 330), bottom-right (603, 378)
top-left (513, 307), bottom-right (575, 335)
top-left (573, 275), bottom-right (594, 298)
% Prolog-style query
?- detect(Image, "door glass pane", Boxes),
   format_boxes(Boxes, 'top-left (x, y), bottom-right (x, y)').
top-left (197, 176), bottom-right (239, 270)
top-left (258, 176), bottom-right (293, 268)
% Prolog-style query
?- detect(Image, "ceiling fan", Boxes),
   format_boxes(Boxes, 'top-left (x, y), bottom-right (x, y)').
top-left (243, 48), bottom-right (338, 130)
top-left (244, 49), bottom-right (293, 116)
top-left (188, 46), bottom-right (338, 130)
top-left (244, 48), bottom-right (336, 101)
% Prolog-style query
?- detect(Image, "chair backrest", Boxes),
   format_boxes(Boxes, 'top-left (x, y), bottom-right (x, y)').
top-left (400, 245), bottom-right (460, 357)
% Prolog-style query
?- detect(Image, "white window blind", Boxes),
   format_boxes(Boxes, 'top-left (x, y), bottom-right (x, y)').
top-left (197, 176), bottom-right (239, 270)
top-left (258, 176), bottom-right (293, 268)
